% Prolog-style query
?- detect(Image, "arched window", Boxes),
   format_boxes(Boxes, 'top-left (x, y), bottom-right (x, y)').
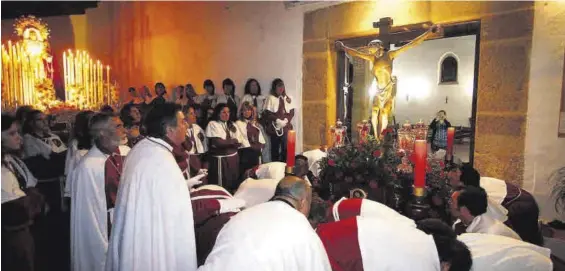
top-left (440, 56), bottom-right (458, 84)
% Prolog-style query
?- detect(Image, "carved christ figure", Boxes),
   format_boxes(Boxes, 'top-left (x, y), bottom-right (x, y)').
top-left (336, 24), bottom-right (441, 136)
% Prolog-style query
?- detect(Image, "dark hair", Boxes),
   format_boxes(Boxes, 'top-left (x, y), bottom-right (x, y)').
top-left (155, 82), bottom-right (165, 89)
top-left (120, 104), bottom-right (138, 127)
top-left (22, 110), bottom-right (43, 134)
top-left (203, 79), bottom-right (215, 95)
top-left (460, 163), bottom-right (480, 187)
top-left (457, 186), bottom-right (488, 216)
top-left (270, 78), bottom-right (284, 96)
top-left (417, 218), bottom-right (457, 239)
top-left (100, 105), bottom-right (114, 113)
top-left (73, 110), bottom-right (95, 150)
top-left (128, 87), bottom-right (136, 93)
top-left (308, 193), bottom-right (330, 227)
top-left (211, 103), bottom-right (236, 131)
top-left (15, 106), bottom-right (34, 125)
top-left (439, 110), bottom-right (447, 114)
top-left (222, 78), bottom-right (235, 97)
top-left (144, 102), bottom-right (182, 138)
top-left (434, 236), bottom-right (472, 271)
top-left (2, 114), bottom-right (17, 132)
top-left (182, 104), bottom-right (197, 115)
top-left (295, 154), bottom-right (308, 163)
top-left (244, 78), bottom-right (261, 95)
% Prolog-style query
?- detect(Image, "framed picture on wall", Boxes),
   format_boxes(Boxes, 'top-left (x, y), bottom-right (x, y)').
top-left (557, 46), bottom-right (565, 138)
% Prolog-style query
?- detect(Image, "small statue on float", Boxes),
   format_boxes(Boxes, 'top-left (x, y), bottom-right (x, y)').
top-left (396, 154), bottom-right (413, 174)
top-left (397, 120), bottom-right (415, 154)
top-left (329, 119), bottom-right (348, 147)
top-left (414, 119), bottom-right (428, 140)
top-left (356, 120), bottom-right (371, 143)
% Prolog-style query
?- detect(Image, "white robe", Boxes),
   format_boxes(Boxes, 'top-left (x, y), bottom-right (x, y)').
top-left (480, 177), bottom-right (508, 205)
top-left (2, 154), bottom-right (38, 188)
top-left (255, 162), bottom-right (286, 181)
top-left (233, 178), bottom-right (280, 208)
top-left (199, 201), bottom-right (331, 271)
top-left (64, 139), bottom-right (89, 197)
top-left (301, 149), bottom-right (327, 177)
top-left (458, 233), bottom-right (552, 271)
top-left (465, 214), bottom-right (521, 240)
top-left (317, 216), bottom-right (439, 271)
top-left (105, 138), bottom-right (197, 271)
top-left (70, 145), bottom-right (130, 271)
top-left (332, 197), bottom-right (416, 228)
top-left (1, 165), bottom-right (27, 203)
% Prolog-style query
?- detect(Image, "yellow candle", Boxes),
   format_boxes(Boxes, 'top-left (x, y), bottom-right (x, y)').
top-left (106, 65), bottom-right (110, 104)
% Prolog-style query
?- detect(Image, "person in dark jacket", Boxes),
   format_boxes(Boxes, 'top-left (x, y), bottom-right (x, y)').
top-left (428, 110), bottom-right (452, 152)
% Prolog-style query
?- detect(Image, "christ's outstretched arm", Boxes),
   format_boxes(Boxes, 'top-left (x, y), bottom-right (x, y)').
top-left (336, 41), bottom-right (374, 62)
top-left (390, 25), bottom-right (441, 59)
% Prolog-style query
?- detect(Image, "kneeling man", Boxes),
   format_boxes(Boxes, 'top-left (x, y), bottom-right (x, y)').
top-left (199, 176), bottom-right (331, 271)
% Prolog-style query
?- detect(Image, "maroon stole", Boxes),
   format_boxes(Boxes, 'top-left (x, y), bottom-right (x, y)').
top-left (104, 148), bottom-right (124, 210)
top-left (317, 217), bottom-right (363, 271)
top-left (168, 138), bottom-right (190, 179)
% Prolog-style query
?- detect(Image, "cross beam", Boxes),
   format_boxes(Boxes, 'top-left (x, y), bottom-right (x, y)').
top-left (340, 19), bottom-right (434, 49)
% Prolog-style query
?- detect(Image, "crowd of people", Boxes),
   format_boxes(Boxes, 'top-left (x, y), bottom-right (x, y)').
top-left (0, 77), bottom-right (559, 271)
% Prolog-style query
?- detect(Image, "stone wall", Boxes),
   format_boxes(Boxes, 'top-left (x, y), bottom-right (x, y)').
top-left (302, 1), bottom-right (535, 184)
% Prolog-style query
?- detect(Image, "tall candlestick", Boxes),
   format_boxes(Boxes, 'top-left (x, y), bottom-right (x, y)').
top-left (446, 127), bottom-right (455, 160)
top-left (106, 65), bottom-right (110, 104)
top-left (286, 130), bottom-right (296, 174)
top-left (413, 140), bottom-right (427, 197)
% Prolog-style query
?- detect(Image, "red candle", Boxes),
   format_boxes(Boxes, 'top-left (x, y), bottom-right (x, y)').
top-left (414, 140), bottom-right (427, 193)
top-left (446, 127), bottom-right (455, 158)
top-left (286, 130), bottom-right (296, 170)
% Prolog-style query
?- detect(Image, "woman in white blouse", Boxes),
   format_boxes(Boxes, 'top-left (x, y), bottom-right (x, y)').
top-left (239, 78), bottom-right (266, 119)
top-left (235, 102), bottom-right (265, 176)
top-left (205, 103), bottom-right (243, 192)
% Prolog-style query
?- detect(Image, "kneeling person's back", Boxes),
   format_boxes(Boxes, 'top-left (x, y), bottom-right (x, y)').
top-left (199, 176), bottom-right (331, 271)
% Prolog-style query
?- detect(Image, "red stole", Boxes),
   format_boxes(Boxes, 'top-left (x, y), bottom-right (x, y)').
top-left (317, 217), bottom-right (363, 271)
top-left (104, 148), bottom-right (124, 210)
top-left (329, 198), bottom-right (362, 222)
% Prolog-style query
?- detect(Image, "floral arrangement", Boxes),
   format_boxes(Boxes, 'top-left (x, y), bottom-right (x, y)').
top-left (34, 79), bottom-right (61, 111)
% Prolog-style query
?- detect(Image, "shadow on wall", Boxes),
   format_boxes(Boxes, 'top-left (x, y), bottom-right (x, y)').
top-left (1, 16), bottom-right (77, 100)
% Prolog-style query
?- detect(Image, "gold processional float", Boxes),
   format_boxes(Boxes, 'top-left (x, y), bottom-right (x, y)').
top-left (1, 15), bottom-right (118, 113)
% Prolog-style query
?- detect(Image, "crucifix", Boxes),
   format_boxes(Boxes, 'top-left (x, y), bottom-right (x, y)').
top-left (336, 17), bottom-right (442, 137)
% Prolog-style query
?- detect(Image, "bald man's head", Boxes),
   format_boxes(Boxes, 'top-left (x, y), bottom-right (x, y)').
top-left (273, 176), bottom-right (312, 217)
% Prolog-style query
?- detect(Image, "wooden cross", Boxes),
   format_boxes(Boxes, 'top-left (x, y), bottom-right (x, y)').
top-left (373, 17), bottom-right (394, 51)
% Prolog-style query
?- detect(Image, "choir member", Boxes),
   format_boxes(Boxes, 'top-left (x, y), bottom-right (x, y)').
top-left (458, 233), bottom-right (552, 271)
top-left (2, 114), bottom-right (45, 271)
top-left (240, 78), bottom-right (266, 118)
top-left (69, 113), bottom-right (129, 271)
top-left (126, 86), bottom-right (145, 109)
top-left (448, 164), bottom-right (543, 245)
top-left (22, 110), bottom-right (67, 159)
top-left (150, 82), bottom-right (167, 106)
top-left (106, 103), bottom-right (197, 271)
top-left (263, 78), bottom-right (295, 162)
top-left (119, 104), bottom-right (144, 148)
top-left (200, 176), bottom-right (331, 271)
top-left (64, 110), bottom-right (94, 198)
top-left (235, 102), bottom-right (265, 176)
top-left (233, 177), bottom-right (280, 208)
top-left (183, 105), bottom-right (208, 177)
top-left (451, 186), bottom-right (521, 240)
top-left (196, 79), bottom-right (218, 127)
top-left (217, 78), bottom-right (240, 121)
top-left (205, 103), bottom-right (243, 192)
top-left (190, 185), bottom-right (246, 266)
top-left (329, 197), bottom-right (415, 227)
top-left (315, 216), bottom-right (471, 271)
top-left (140, 85), bottom-right (155, 113)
